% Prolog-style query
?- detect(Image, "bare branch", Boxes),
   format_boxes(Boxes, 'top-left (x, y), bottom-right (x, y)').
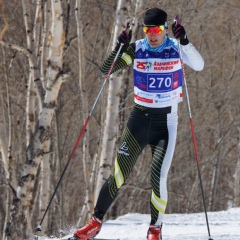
top-left (0, 0), bottom-right (9, 41)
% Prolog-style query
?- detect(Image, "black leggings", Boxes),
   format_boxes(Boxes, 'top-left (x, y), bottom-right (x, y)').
top-left (95, 105), bottom-right (178, 225)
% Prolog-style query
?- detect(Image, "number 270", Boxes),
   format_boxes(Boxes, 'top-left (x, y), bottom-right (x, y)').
top-left (149, 77), bottom-right (172, 88)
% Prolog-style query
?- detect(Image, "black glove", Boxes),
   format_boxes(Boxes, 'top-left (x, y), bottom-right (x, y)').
top-left (115, 23), bottom-right (132, 52)
top-left (172, 24), bottom-right (189, 45)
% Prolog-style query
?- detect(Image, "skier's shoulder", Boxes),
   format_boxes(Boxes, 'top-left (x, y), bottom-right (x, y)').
top-left (134, 38), bottom-right (146, 52)
top-left (134, 38), bottom-right (144, 47)
top-left (165, 36), bottom-right (178, 50)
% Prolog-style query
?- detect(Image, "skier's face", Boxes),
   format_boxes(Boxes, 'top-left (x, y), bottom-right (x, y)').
top-left (145, 29), bottom-right (167, 48)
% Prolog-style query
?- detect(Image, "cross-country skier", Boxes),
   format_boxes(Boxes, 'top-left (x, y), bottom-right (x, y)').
top-left (70, 7), bottom-right (204, 240)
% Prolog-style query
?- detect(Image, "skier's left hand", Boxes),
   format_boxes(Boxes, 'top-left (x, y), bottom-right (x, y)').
top-left (172, 23), bottom-right (189, 45)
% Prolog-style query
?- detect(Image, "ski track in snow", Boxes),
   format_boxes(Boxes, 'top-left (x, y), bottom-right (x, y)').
top-left (38, 208), bottom-right (240, 240)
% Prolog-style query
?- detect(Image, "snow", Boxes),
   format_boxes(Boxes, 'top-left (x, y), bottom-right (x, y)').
top-left (41, 208), bottom-right (240, 240)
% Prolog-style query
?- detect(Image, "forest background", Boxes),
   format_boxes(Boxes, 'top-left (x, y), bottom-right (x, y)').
top-left (0, 0), bottom-right (239, 239)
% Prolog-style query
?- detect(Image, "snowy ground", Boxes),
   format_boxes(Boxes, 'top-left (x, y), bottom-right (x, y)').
top-left (40, 208), bottom-right (240, 240)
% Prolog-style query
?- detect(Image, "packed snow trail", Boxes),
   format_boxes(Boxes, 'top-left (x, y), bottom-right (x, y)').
top-left (39, 208), bottom-right (240, 240)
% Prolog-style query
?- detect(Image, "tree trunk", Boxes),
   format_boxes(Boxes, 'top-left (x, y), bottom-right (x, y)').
top-left (94, 0), bottom-right (124, 202)
top-left (74, 0), bottom-right (92, 224)
top-left (6, 1), bottom-right (66, 238)
top-left (1, 48), bottom-right (17, 240)
top-left (94, 0), bottom-right (143, 203)
top-left (234, 145), bottom-right (240, 206)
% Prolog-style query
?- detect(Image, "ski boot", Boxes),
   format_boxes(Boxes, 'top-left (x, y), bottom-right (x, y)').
top-left (147, 224), bottom-right (162, 240)
top-left (69, 216), bottom-right (102, 240)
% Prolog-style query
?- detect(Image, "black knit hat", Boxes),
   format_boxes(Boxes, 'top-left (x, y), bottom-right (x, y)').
top-left (143, 8), bottom-right (167, 26)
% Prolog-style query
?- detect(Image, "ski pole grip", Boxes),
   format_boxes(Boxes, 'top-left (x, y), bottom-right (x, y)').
top-left (125, 22), bottom-right (132, 35)
top-left (173, 15), bottom-right (181, 26)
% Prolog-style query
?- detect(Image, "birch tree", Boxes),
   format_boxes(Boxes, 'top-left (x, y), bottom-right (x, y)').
top-left (74, 0), bottom-right (92, 225)
top-left (0, 0), bottom-right (67, 238)
top-left (93, 0), bottom-right (143, 202)
top-left (94, 0), bottom-right (124, 201)
top-left (0, 48), bottom-right (18, 240)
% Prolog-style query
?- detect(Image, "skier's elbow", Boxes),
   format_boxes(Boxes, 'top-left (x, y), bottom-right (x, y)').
top-left (194, 60), bottom-right (204, 71)
top-left (190, 56), bottom-right (204, 71)
top-left (100, 66), bottom-right (109, 75)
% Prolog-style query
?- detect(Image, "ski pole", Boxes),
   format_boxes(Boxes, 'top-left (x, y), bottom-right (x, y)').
top-left (35, 42), bottom-right (124, 233)
top-left (174, 16), bottom-right (213, 240)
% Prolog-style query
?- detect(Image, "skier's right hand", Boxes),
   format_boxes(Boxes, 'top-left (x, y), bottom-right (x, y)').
top-left (115, 22), bottom-right (132, 52)
top-left (117, 22), bottom-right (132, 45)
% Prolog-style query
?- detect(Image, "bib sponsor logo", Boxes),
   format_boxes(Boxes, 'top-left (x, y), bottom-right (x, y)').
top-left (136, 61), bottom-right (152, 71)
top-left (136, 60), bottom-right (180, 71)
top-left (156, 94), bottom-right (171, 99)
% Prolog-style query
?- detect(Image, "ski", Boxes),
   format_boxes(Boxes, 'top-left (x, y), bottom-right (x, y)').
top-left (65, 237), bottom-right (119, 240)
top-left (66, 238), bottom-right (119, 240)
top-left (93, 239), bottom-right (119, 240)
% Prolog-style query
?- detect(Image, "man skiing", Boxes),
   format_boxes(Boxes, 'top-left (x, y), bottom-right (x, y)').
top-left (70, 7), bottom-right (204, 240)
